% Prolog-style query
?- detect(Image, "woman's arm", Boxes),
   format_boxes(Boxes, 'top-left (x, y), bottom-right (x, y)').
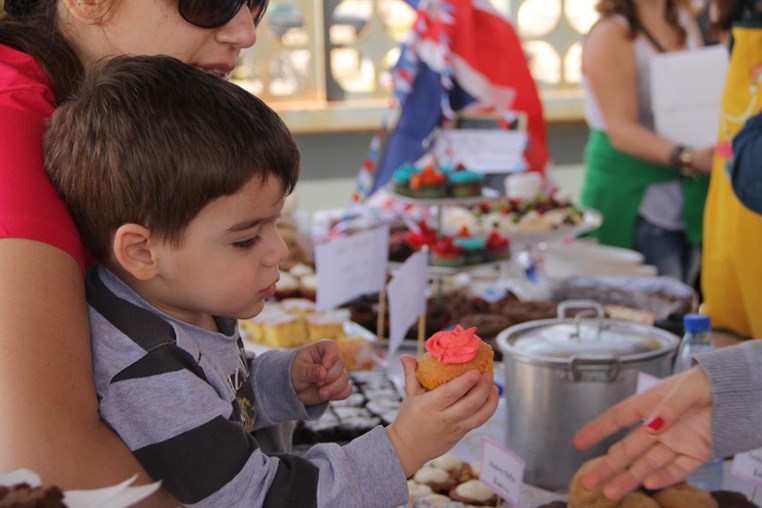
top-left (0, 239), bottom-right (176, 507)
top-left (582, 18), bottom-right (713, 174)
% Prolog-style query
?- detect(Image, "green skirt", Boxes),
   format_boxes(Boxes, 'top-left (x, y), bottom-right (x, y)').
top-left (580, 130), bottom-right (709, 249)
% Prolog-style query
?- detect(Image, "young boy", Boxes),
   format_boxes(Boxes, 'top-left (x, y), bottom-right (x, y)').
top-left (44, 55), bottom-right (498, 507)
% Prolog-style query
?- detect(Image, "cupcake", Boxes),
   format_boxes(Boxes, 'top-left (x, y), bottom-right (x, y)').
top-left (430, 238), bottom-right (466, 268)
top-left (451, 226), bottom-right (486, 265)
top-left (406, 480), bottom-right (434, 505)
top-left (448, 479), bottom-right (498, 506)
top-left (415, 325), bottom-right (494, 390)
top-left (410, 165), bottom-right (447, 199)
top-left (441, 207), bottom-right (479, 237)
top-left (406, 221), bottom-right (438, 251)
top-left (412, 465), bottom-right (457, 495)
top-left (484, 230), bottom-right (510, 262)
top-left (392, 163), bottom-right (419, 197)
top-left (430, 454), bottom-right (473, 484)
top-left (448, 165), bottom-right (484, 197)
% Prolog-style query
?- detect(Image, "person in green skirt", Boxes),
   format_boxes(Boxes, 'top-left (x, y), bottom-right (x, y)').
top-left (579, 0), bottom-right (715, 286)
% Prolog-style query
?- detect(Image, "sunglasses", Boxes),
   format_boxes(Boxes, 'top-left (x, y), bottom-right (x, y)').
top-left (179, 0), bottom-right (270, 29)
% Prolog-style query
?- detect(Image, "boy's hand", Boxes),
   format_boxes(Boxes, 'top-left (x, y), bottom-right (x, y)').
top-left (386, 355), bottom-right (499, 477)
top-left (291, 339), bottom-right (352, 406)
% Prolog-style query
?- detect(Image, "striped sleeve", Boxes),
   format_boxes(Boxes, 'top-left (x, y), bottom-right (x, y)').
top-left (100, 342), bottom-right (320, 506)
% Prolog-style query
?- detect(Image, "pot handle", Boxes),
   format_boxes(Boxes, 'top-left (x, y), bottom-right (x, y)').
top-left (568, 354), bottom-right (621, 382)
top-left (557, 300), bottom-right (605, 319)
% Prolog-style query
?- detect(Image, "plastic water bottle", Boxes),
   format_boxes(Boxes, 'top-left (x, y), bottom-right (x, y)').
top-left (674, 313), bottom-right (712, 373)
top-left (678, 314), bottom-right (724, 490)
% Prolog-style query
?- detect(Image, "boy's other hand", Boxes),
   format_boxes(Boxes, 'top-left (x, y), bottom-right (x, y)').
top-left (386, 355), bottom-right (499, 477)
top-left (291, 339), bottom-right (352, 406)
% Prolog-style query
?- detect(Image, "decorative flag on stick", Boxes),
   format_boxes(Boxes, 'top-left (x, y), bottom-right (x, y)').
top-left (352, 0), bottom-right (549, 202)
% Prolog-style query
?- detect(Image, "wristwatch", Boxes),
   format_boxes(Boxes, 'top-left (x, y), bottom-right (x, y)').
top-left (670, 145), bottom-right (697, 177)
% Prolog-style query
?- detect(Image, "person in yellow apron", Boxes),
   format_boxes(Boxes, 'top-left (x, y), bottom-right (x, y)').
top-left (702, 0), bottom-right (762, 340)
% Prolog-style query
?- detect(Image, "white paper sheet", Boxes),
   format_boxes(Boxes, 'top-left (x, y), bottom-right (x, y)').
top-left (314, 226), bottom-right (389, 311)
top-left (432, 128), bottom-right (528, 173)
top-left (651, 45), bottom-right (728, 148)
top-left (387, 249), bottom-right (428, 355)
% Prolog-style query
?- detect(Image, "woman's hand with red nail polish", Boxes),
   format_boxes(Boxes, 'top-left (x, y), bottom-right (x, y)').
top-left (572, 366), bottom-right (714, 501)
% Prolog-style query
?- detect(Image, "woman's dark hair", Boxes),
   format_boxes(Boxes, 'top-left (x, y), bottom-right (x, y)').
top-left (0, 0), bottom-right (84, 102)
top-left (595, 0), bottom-right (688, 45)
top-left (711, 0), bottom-right (759, 32)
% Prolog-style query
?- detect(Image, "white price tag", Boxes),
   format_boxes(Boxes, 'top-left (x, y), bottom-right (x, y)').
top-left (731, 448), bottom-right (762, 486)
top-left (480, 437), bottom-right (525, 507)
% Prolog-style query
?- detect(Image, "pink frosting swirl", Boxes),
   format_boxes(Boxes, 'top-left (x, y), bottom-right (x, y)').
top-left (425, 325), bottom-right (482, 364)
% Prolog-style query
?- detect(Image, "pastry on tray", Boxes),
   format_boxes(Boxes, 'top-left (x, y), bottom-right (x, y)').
top-left (567, 457), bottom-right (619, 508)
top-left (415, 325), bottom-right (494, 391)
top-left (0, 483), bottom-right (67, 508)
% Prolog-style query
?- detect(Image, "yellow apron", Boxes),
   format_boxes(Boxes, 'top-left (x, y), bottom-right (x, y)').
top-left (702, 24), bottom-right (762, 339)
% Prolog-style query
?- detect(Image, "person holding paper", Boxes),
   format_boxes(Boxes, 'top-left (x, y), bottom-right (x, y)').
top-left (42, 55), bottom-right (499, 507)
top-left (579, 0), bottom-right (715, 286)
top-left (573, 339), bottom-right (762, 500)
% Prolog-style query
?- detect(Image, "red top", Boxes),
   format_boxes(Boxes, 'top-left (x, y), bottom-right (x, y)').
top-left (0, 44), bottom-right (87, 273)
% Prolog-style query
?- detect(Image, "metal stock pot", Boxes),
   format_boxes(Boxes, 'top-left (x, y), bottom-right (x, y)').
top-left (495, 300), bottom-right (680, 491)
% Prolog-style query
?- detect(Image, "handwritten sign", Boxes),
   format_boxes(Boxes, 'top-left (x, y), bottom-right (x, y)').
top-left (387, 249), bottom-right (428, 356)
top-left (314, 226), bottom-right (389, 311)
top-left (480, 437), bottom-right (525, 507)
top-left (432, 129), bottom-right (528, 174)
top-left (731, 448), bottom-right (762, 486)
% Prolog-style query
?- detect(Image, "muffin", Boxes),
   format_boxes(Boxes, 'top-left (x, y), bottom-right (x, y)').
top-left (448, 479), bottom-right (498, 506)
top-left (567, 457), bottom-right (620, 508)
top-left (430, 238), bottom-right (466, 268)
top-left (619, 491), bottom-right (660, 508)
top-left (448, 167), bottom-right (484, 197)
top-left (652, 483), bottom-right (718, 508)
top-left (415, 325), bottom-right (494, 390)
top-left (430, 454), bottom-right (473, 484)
top-left (406, 480), bottom-right (434, 505)
top-left (412, 465), bottom-right (457, 495)
top-left (274, 272), bottom-right (300, 300)
top-left (410, 165), bottom-right (447, 199)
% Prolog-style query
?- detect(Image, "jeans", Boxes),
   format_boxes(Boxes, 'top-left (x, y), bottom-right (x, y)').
top-left (634, 216), bottom-right (701, 286)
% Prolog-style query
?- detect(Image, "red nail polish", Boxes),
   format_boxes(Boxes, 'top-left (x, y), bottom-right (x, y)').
top-left (644, 416), bottom-right (665, 431)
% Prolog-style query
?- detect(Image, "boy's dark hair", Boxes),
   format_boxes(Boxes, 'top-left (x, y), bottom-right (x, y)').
top-left (44, 55), bottom-right (300, 260)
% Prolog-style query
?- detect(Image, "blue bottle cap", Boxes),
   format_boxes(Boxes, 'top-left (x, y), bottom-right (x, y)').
top-left (684, 313), bottom-right (711, 333)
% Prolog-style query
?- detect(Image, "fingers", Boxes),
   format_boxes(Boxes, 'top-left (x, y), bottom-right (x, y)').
top-left (318, 369), bottom-right (352, 401)
top-left (592, 440), bottom-right (676, 500)
top-left (425, 369), bottom-right (484, 411)
top-left (400, 355), bottom-right (424, 397)
top-left (641, 367), bottom-right (711, 437)
top-left (432, 372), bottom-right (498, 436)
top-left (642, 455), bottom-right (702, 490)
top-left (573, 375), bottom-right (681, 451)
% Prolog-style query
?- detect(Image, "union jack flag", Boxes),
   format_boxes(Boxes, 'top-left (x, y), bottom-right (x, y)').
top-left (352, 0), bottom-right (549, 202)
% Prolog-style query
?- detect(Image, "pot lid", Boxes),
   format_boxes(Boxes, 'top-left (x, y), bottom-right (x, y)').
top-left (496, 300), bottom-right (679, 363)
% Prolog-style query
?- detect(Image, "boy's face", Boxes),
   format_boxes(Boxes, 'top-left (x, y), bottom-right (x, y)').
top-left (151, 175), bottom-right (288, 328)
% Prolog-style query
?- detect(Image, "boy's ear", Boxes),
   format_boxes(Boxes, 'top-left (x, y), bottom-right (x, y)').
top-left (112, 224), bottom-right (160, 281)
